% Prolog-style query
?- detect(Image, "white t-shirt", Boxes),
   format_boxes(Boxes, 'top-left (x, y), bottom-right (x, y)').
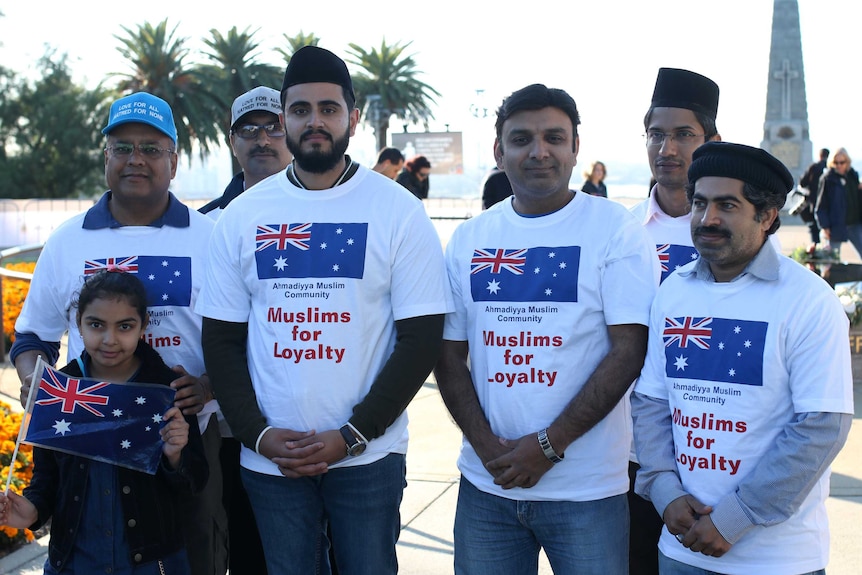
top-left (444, 192), bottom-right (656, 501)
top-left (635, 256), bottom-right (854, 574)
top-left (15, 204), bottom-right (216, 431)
top-left (196, 166), bottom-right (453, 475)
top-left (631, 192), bottom-right (698, 285)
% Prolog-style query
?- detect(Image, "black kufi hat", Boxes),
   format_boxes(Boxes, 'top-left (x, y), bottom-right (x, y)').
top-left (688, 142), bottom-right (794, 198)
top-left (281, 46), bottom-right (355, 102)
top-left (651, 68), bottom-right (719, 120)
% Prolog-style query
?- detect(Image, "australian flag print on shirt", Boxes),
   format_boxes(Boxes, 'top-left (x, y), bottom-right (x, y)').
top-left (469, 246), bottom-right (580, 303)
top-left (662, 316), bottom-right (767, 386)
top-left (254, 223), bottom-right (368, 280)
top-left (84, 256), bottom-right (192, 307)
top-left (656, 244), bottom-right (699, 284)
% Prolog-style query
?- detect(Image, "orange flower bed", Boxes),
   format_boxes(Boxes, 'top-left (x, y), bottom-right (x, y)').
top-left (0, 400), bottom-right (35, 550)
top-left (2, 261), bottom-right (36, 348)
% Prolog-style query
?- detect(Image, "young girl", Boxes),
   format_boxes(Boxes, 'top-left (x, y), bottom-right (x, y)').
top-left (0, 270), bottom-right (207, 574)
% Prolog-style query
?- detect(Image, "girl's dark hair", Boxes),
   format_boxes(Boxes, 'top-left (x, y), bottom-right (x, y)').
top-left (74, 270), bottom-right (149, 324)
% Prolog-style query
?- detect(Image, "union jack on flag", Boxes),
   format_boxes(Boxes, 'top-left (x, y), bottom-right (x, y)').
top-left (663, 316), bottom-right (712, 350)
top-left (470, 249), bottom-right (527, 275)
top-left (84, 256), bottom-right (139, 274)
top-left (656, 244), bottom-right (671, 273)
top-left (22, 359), bottom-right (177, 474)
top-left (256, 223), bottom-right (312, 252)
top-left (36, 368), bottom-right (110, 417)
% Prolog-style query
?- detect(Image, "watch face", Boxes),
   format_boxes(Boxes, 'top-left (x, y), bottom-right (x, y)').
top-left (348, 442), bottom-right (367, 456)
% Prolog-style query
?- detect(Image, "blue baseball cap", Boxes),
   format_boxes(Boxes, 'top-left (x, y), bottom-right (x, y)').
top-left (102, 92), bottom-right (178, 144)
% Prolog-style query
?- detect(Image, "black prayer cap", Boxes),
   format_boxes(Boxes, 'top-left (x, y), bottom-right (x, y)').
top-left (651, 68), bottom-right (719, 120)
top-left (689, 142), bottom-right (794, 198)
top-left (281, 46), bottom-right (355, 102)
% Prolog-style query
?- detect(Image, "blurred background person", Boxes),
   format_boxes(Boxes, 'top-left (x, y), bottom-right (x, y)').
top-left (798, 147), bottom-right (829, 248)
top-left (372, 147), bottom-right (405, 180)
top-left (480, 166), bottom-right (513, 209)
top-left (815, 147), bottom-right (862, 258)
top-left (581, 160), bottom-right (608, 197)
top-left (396, 154), bottom-right (431, 199)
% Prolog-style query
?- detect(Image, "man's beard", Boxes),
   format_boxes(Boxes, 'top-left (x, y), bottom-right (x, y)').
top-left (287, 127), bottom-right (350, 174)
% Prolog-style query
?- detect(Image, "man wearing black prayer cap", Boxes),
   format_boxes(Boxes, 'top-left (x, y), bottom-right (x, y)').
top-left (632, 142), bottom-right (853, 574)
top-left (197, 46), bottom-right (453, 574)
top-left (627, 67), bottom-right (722, 575)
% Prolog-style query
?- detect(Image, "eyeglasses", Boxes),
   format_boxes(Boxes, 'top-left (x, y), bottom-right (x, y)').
top-left (834, 160), bottom-right (849, 166)
top-left (105, 143), bottom-right (175, 159)
top-left (643, 131), bottom-right (705, 148)
top-left (232, 123), bottom-right (285, 140)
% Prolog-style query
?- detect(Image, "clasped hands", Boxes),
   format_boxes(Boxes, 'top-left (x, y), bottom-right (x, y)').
top-left (258, 428), bottom-right (347, 478)
top-left (477, 431), bottom-right (555, 490)
top-left (664, 494), bottom-right (732, 557)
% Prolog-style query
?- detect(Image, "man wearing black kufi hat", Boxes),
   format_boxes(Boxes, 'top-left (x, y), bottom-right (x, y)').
top-left (198, 45), bottom-right (453, 574)
top-left (631, 142), bottom-right (852, 574)
top-left (627, 67), bottom-right (722, 575)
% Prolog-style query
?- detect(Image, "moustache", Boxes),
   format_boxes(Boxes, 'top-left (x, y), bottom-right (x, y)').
top-left (249, 147), bottom-right (276, 156)
top-left (693, 226), bottom-right (731, 238)
top-left (301, 129), bottom-right (332, 142)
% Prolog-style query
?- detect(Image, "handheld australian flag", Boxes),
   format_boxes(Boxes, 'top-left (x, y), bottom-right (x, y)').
top-left (83, 255), bottom-right (192, 307)
top-left (22, 359), bottom-right (176, 474)
top-left (662, 316), bottom-right (767, 386)
top-left (469, 245), bottom-right (580, 303)
top-left (254, 222), bottom-right (368, 280)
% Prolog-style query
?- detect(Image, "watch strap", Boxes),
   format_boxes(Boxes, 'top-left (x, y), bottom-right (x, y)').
top-left (340, 425), bottom-right (360, 450)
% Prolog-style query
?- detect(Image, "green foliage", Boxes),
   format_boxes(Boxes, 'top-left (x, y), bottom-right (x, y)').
top-left (0, 22), bottom-right (439, 198)
top-left (0, 53), bottom-right (110, 198)
top-left (113, 19), bottom-right (224, 161)
top-left (276, 31), bottom-right (321, 65)
top-left (346, 39), bottom-right (441, 151)
top-left (790, 244), bottom-right (840, 264)
top-left (198, 26), bottom-right (283, 174)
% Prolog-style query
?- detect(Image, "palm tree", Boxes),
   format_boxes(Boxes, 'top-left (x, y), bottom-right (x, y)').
top-left (198, 26), bottom-right (283, 173)
top-left (346, 39), bottom-right (441, 151)
top-left (112, 19), bottom-right (223, 160)
top-left (275, 31), bottom-right (321, 65)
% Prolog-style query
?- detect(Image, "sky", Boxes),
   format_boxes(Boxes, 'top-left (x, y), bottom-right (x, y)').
top-left (1, 0), bottom-right (861, 198)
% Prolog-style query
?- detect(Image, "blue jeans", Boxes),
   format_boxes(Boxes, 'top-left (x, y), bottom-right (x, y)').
top-left (844, 223), bottom-right (862, 260)
top-left (241, 453), bottom-right (406, 575)
top-left (658, 551), bottom-right (825, 575)
top-left (454, 477), bottom-right (628, 575)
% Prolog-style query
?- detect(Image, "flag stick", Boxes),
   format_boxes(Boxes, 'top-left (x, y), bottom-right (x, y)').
top-left (4, 356), bottom-right (43, 495)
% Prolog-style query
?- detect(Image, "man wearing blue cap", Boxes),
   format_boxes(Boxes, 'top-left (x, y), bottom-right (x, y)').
top-left (197, 46), bottom-right (452, 574)
top-left (632, 142), bottom-right (853, 574)
top-left (11, 92), bottom-right (227, 575)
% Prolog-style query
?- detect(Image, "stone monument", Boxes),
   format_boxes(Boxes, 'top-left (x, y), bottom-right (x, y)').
top-left (760, 0), bottom-right (812, 182)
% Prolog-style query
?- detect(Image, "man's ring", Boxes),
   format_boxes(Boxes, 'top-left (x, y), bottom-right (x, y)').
top-left (675, 533), bottom-right (685, 543)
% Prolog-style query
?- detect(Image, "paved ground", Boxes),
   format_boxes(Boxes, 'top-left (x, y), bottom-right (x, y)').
top-left (0, 217), bottom-right (860, 574)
